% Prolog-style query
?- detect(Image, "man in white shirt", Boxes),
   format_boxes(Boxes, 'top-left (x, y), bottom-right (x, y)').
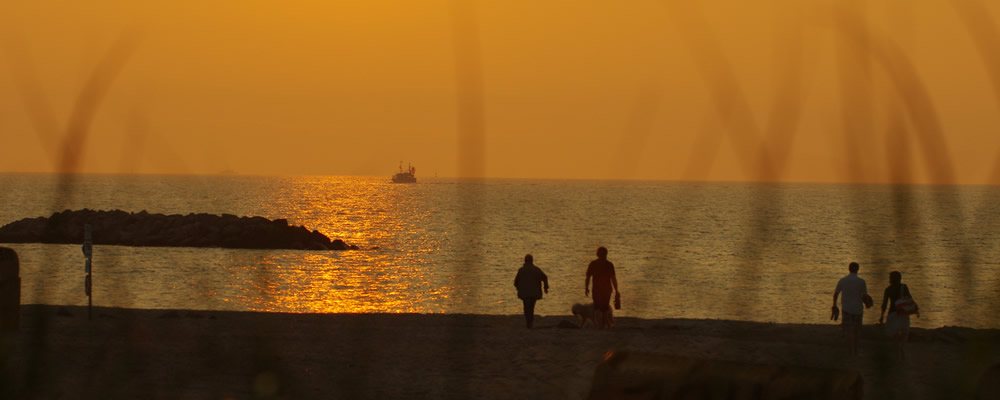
top-left (833, 262), bottom-right (869, 356)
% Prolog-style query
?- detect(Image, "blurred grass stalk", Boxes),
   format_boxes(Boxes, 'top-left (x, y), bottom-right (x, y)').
top-left (3, 1), bottom-right (999, 397)
top-left (3, 31), bottom-right (142, 398)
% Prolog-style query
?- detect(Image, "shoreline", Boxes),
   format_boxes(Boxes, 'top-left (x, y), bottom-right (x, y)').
top-left (4, 305), bottom-right (999, 398)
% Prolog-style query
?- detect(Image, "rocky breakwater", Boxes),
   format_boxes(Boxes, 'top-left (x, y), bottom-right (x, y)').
top-left (0, 209), bottom-right (358, 250)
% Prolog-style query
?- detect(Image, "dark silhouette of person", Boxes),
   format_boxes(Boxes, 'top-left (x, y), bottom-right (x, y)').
top-left (585, 246), bottom-right (619, 328)
top-left (879, 271), bottom-right (918, 359)
top-left (514, 254), bottom-right (549, 328)
top-left (833, 261), bottom-right (869, 356)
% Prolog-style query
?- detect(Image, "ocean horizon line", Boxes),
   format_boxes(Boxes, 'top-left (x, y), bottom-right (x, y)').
top-left (3, 170), bottom-right (1000, 187)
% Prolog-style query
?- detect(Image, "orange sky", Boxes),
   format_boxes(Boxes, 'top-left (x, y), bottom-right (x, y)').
top-left (2, 0), bottom-right (999, 184)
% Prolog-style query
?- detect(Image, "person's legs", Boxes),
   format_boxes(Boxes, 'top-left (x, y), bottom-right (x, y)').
top-left (522, 298), bottom-right (537, 328)
top-left (842, 312), bottom-right (861, 355)
top-left (898, 314), bottom-right (911, 359)
top-left (593, 301), bottom-right (611, 329)
top-left (593, 293), bottom-right (611, 328)
top-left (841, 313), bottom-right (850, 351)
top-left (851, 316), bottom-right (863, 355)
top-left (893, 333), bottom-right (905, 359)
top-left (885, 312), bottom-right (899, 358)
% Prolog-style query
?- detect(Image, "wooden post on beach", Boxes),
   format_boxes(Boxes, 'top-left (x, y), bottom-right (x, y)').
top-left (0, 247), bottom-right (20, 332)
top-left (83, 224), bottom-right (93, 321)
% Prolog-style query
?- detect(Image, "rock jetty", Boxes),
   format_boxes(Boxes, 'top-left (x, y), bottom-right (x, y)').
top-left (0, 209), bottom-right (357, 250)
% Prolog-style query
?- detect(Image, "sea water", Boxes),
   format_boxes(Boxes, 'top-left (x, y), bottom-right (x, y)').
top-left (1, 174), bottom-right (998, 329)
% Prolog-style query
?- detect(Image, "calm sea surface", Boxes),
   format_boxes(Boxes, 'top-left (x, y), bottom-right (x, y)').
top-left (1, 174), bottom-right (998, 329)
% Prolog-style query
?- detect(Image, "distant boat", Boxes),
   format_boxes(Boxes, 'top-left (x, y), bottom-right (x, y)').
top-left (392, 162), bottom-right (416, 183)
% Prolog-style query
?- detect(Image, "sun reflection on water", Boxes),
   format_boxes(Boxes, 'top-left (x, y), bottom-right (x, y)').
top-left (226, 176), bottom-right (452, 314)
top-left (222, 251), bottom-right (453, 314)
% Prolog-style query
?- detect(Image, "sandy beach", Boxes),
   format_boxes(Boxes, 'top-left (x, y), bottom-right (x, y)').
top-left (2, 305), bottom-right (998, 399)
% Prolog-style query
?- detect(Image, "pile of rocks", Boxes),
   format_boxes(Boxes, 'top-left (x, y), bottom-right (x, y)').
top-left (0, 209), bottom-right (357, 250)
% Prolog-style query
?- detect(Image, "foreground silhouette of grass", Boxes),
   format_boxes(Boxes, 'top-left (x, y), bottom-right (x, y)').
top-left (950, 0), bottom-right (1000, 319)
top-left (660, 2), bottom-right (812, 346)
top-left (3, 37), bottom-right (61, 166)
top-left (447, 1), bottom-right (487, 398)
top-left (655, 2), bottom-right (996, 397)
top-left (952, 0), bottom-right (1000, 186)
top-left (4, 2), bottom-right (1000, 398)
top-left (3, 30), bottom-right (268, 399)
top-left (2, 32), bottom-right (140, 399)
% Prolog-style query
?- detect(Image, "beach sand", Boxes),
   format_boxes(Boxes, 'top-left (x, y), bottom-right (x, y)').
top-left (2, 305), bottom-right (998, 399)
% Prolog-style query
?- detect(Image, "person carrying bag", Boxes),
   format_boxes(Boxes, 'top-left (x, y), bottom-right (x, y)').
top-left (894, 284), bottom-right (918, 316)
top-left (879, 271), bottom-right (917, 359)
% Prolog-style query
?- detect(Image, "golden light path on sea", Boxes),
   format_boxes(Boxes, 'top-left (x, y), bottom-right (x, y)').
top-left (233, 250), bottom-right (447, 314)
top-left (233, 176), bottom-right (450, 314)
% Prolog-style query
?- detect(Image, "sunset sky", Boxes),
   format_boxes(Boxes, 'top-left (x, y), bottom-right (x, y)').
top-left (2, 1), bottom-right (999, 184)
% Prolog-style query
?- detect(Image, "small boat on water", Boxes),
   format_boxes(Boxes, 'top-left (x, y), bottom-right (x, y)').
top-left (392, 162), bottom-right (416, 183)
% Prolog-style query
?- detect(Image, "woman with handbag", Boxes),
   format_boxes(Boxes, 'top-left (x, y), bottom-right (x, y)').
top-left (879, 271), bottom-right (919, 359)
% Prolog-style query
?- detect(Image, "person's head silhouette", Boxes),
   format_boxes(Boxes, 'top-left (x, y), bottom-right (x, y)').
top-left (889, 271), bottom-right (901, 284)
top-left (524, 254), bottom-right (533, 265)
top-left (848, 262), bottom-right (859, 273)
top-left (597, 247), bottom-right (608, 260)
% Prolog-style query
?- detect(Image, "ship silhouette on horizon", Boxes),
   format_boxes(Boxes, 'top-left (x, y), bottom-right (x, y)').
top-left (392, 162), bottom-right (416, 183)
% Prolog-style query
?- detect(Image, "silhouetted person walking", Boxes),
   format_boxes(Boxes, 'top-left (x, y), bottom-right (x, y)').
top-left (833, 261), bottom-right (869, 356)
top-left (514, 254), bottom-right (549, 328)
top-left (585, 246), bottom-right (619, 328)
top-left (879, 271), bottom-right (918, 359)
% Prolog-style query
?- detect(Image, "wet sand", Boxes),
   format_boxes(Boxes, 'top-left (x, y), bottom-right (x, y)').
top-left (2, 305), bottom-right (998, 399)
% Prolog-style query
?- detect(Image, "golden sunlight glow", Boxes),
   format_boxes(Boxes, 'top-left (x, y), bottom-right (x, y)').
top-left (225, 176), bottom-right (452, 314)
top-left (3, 1), bottom-right (1000, 184)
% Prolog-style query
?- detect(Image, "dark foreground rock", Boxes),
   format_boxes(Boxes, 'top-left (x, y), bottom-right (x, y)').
top-left (0, 209), bottom-right (358, 250)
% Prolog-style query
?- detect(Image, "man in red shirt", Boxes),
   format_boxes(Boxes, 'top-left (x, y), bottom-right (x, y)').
top-left (585, 247), bottom-right (619, 328)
